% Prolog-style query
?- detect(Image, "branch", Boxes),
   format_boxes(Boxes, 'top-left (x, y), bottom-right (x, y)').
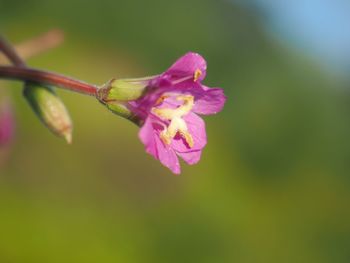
top-left (0, 33), bottom-right (98, 96)
top-left (0, 66), bottom-right (98, 96)
top-left (0, 29), bottom-right (64, 64)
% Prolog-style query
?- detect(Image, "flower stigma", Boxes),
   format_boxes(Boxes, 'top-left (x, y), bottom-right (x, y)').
top-left (152, 94), bottom-right (194, 148)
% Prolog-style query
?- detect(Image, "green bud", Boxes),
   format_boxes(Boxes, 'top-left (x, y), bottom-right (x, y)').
top-left (98, 76), bottom-right (154, 102)
top-left (23, 83), bottom-right (73, 144)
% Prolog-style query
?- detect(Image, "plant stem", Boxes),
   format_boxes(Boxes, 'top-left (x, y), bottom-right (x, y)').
top-left (0, 66), bottom-right (98, 96)
top-left (0, 35), bottom-right (97, 96)
top-left (0, 36), bottom-right (26, 67)
top-left (0, 30), bottom-right (64, 64)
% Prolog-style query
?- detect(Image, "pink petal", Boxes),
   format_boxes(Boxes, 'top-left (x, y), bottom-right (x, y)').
top-left (192, 85), bottom-right (227, 115)
top-left (177, 150), bottom-right (202, 165)
top-left (138, 117), bottom-right (181, 174)
top-left (154, 135), bottom-right (181, 174)
top-left (171, 112), bottom-right (207, 153)
top-left (165, 52), bottom-right (207, 81)
top-left (138, 117), bottom-right (158, 157)
top-left (154, 82), bottom-right (226, 116)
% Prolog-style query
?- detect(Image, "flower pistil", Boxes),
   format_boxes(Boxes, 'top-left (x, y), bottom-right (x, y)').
top-left (152, 94), bottom-right (195, 148)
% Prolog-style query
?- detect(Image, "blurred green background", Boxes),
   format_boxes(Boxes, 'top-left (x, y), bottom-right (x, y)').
top-left (1, 0), bottom-right (350, 262)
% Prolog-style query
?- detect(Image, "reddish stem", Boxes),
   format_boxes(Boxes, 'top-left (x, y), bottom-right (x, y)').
top-left (0, 66), bottom-right (98, 96)
top-left (0, 36), bottom-right (26, 67)
top-left (0, 35), bottom-right (98, 96)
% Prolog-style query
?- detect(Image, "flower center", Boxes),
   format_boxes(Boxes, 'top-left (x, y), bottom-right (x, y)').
top-left (152, 95), bottom-right (194, 148)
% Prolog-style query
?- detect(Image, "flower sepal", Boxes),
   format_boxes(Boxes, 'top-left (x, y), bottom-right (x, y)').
top-left (105, 101), bottom-right (141, 125)
top-left (98, 76), bottom-right (155, 102)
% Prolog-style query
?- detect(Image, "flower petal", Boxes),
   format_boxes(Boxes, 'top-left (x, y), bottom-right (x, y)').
top-left (155, 135), bottom-right (181, 174)
top-left (171, 112), bottom-right (207, 153)
top-left (177, 150), bottom-right (202, 165)
top-left (193, 85), bottom-right (227, 115)
top-left (138, 117), bottom-right (158, 157)
top-left (151, 82), bottom-right (226, 116)
top-left (165, 52), bottom-right (207, 81)
top-left (138, 117), bottom-right (181, 174)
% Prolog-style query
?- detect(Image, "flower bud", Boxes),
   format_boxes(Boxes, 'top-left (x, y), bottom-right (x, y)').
top-left (23, 83), bottom-right (73, 143)
top-left (98, 77), bottom-right (153, 102)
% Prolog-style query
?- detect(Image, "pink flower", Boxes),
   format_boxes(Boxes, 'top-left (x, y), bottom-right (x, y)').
top-left (0, 98), bottom-right (15, 147)
top-left (128, 52), bottom-right (226, 174)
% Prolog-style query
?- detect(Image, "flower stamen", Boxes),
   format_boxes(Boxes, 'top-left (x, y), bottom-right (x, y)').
top-left (194, 69), bottom-right (202, 82)
top-left (155, 95), bottom-right (169, 106)
top-left (152, 94), bottom-right (194, 147)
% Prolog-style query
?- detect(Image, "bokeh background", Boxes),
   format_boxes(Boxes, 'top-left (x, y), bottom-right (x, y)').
top-left (1, 0), bottom-right (350, 262)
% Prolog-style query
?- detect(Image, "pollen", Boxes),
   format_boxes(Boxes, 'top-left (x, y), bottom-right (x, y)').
top-left (152, 94), bottom-right (195, 148)
top-left (194, 69), bottom-right (202, 82)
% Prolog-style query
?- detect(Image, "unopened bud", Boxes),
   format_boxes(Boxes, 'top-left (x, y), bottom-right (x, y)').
top-left (23, 83), bottom-right (73, 143)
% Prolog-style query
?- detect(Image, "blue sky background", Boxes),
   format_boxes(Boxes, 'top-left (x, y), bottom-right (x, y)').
top-left (234, 0), bottom-right (350, 74)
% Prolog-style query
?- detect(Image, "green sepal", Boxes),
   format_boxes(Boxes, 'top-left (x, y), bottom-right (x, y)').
top-left (98, 76), bottom-right (157, 102)
top-left (106, 101), bottom-right (141, 126)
